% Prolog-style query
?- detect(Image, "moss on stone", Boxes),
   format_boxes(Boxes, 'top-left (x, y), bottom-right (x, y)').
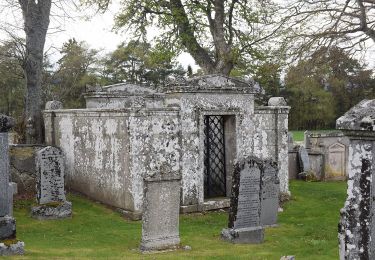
top-left (9, 147), bottom-right (35, 159)
top-left (0, 239), bottom-right (19, 247)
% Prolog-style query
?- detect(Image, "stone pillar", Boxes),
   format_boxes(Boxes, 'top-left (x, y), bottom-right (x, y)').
top-left (43, 101), bottom-right (62, 145)
top-left (0, 114), bottom-right (24, 256)
top-left (268, 97), bottom-right (290, 196)
top-left (336, 100), bottom-right (375, 260)
top-left (140, 109), bottom-right (181, 252)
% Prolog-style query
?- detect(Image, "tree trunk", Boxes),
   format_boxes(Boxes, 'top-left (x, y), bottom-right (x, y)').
top-left (19, 0), bottom-right (52, 144)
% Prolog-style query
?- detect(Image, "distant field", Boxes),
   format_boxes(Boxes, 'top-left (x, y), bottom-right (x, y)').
top-left (291, 130), bottom-right (337, 142)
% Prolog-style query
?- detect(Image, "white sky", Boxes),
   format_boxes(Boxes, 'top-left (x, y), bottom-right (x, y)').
top-left (0, 2), bottom-right (374, 70)
top-left (47, 3), bottom-right (197, 70)
top-left (0, 1), bottom-right (197, 70)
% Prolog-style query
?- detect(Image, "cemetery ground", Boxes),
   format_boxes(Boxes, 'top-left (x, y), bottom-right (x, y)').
top-left (7, 180), bottom-right (346, 259)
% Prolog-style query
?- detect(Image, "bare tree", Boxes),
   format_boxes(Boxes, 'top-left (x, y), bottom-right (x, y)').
top-left (283, 0), bottom-right (375, 58)
top-left (17, 0), bottom-right (52, 144)
top-left (83, 0), bottom-right (286, 75)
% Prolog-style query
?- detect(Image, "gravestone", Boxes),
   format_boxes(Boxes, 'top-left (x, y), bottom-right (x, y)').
top-left (8, 182), bottom-right (17, 217)
top-left (140, 110), bottom-right (181, 252)
top-left (336, 99), bottom-right (375, 260)
top-left (288, 132), bottom-right (294, 150)
top-left (0, 114), bottom-right (24, 256)
top-left (298, 146), bottom-right (310, 173)
top-left (222, 156), bottom-right (276, 244)
top-left (326, 143), bottom-right (346, 179)
top-left (260, 161), bottom-right (280, 226)
top-left (31, 146), bottom-right (72, 220)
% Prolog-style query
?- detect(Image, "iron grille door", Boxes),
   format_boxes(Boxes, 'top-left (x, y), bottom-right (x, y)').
top-left (204, 115), bottom-right (226, 198)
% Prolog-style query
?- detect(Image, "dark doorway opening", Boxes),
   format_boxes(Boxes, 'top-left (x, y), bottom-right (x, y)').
top-left (204, 115), bottom-right (227, 198)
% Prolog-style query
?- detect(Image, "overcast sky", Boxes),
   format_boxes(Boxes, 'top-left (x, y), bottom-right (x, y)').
top-left (0, 1), bottom-right (197, 70)
top-left (1, 2), bottom-right (374, 70)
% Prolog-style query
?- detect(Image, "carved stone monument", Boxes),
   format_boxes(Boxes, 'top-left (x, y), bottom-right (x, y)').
top-left (31, 146), bottom-right (72, 220)
top-left (222, 156), bottom-right (279, 243)
top-left (0, 114), bottom-right (25, 256)
top-left (140, 109), bottom-right (181, 252)
top-left (336, 99), bottom-right (375, 260)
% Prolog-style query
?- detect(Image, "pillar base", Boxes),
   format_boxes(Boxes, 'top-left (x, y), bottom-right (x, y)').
top-left (31, 201), bottom-right (72, 220)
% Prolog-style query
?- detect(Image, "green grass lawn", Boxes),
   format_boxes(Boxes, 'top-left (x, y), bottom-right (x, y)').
top-left (291, 130), bottom-right (337, 142)
top-left (8, 181), bottom-right (346, 259)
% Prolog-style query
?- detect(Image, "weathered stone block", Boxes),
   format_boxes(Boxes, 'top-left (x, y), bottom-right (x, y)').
top-left (0, 216), bottom-right (16, 240)
top-left (221, 226), bottom-right (264, 244)
top-left (140, 178), bottom-right (181, 251)
top-left (31, 201), bottom-right (72, 220)
top-left (0, 241), bottom-right (25, 256)
top-left (268, 97), bottom-right (287, 107)
top-left (45, 100), bottom-right (63, 110)
top-left (35, 146), bottom-right (66, 204)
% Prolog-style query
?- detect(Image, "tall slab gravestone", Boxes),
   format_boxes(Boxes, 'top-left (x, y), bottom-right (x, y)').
top-left (336, 99), bottom-right (375, 260)
top-left (0, 114), bottom-right (25, 256)
top-left (221, 156), bottom-right (279, 243)
top-left (31, 146), bottom-right (72, 220)
top-left (140, 110), bottom-right (182, 252)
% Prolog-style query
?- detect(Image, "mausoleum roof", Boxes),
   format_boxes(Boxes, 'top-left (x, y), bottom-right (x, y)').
top-left (85, 83), bottom-right (156, 96)
top-left (164, 74), bottom-right (255, 94)
top-left (336, 99), bottom-right (375, 131)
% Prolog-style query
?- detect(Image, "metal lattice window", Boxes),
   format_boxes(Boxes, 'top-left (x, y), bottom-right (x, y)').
top-left (204, 115), bottom-right (226, 198)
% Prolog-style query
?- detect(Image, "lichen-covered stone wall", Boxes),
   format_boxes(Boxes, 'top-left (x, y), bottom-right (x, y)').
top-left (44, 109), bottom-right (134, 212)
top-left (44, 108), bottom-right (180, 218)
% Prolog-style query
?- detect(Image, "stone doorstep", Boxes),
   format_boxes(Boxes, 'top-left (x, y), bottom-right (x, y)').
top-left (140, 235), bottom-right (180, 252)
top-left (180, 198), bottom-right (230, 213)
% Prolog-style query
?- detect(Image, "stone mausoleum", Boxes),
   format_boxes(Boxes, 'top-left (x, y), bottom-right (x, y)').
top-left (43, 75), bottom-right (289, 219)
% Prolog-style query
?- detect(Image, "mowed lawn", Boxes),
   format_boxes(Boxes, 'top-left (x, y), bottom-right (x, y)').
top-left (8, 181), bottom-right (346, 259)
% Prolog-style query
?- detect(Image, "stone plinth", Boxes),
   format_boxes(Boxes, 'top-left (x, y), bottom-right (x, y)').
top-left (222, 157), bottom-right (279, 244)
top-left (31, 146), bottom-right (71, 220)
top-left (336, 100), bottom-right (375, 260)
top-left (0, 114), bottom-right (24, 256)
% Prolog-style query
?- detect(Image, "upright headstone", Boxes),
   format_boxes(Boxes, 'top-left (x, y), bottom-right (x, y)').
top-left (222, 157), bottom-right (278, 243)
top-left (336, 99), bottom-right (375, 260)
top-left (298, 146), bottom-right (310, 173)
top-left (140, 110), bottom-right (181, 252)
top-left (8, 182), bottom-right (17, 217)
top-left (260, 161), bottom-right (280, 226)
top-left (0, 114), bottom-right (24, 256)
top-left (31, 146), bottom-right (72, 220)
